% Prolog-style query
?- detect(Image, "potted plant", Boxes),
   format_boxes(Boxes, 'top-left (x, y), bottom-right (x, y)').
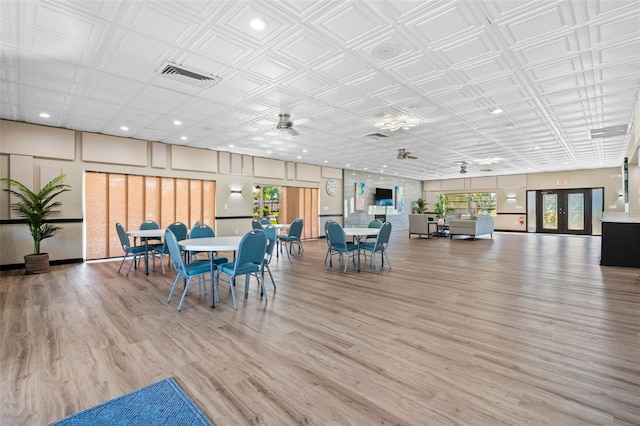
top-left (434, 193), bottom-right (447, 219)
top-left (415, 198), bottom-right (427, 214)
top-left (1, 173), bottom-right (71, 274)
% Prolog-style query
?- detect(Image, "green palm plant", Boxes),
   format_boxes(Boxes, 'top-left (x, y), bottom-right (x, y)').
top-left (1, 173), bottom-right (71, 254)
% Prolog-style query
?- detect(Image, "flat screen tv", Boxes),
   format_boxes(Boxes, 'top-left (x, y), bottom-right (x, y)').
top-left (375, 188), bottom-right (393, 206)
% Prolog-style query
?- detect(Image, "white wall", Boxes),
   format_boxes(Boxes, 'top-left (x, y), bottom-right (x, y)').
top-left (0, 120), bottom-right (344, 266)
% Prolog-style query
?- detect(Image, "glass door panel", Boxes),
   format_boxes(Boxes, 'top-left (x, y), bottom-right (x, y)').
top-left (567, 193), bottom-right (585, 231)
top-left (536, 189), bottom-right (591, 235)
top-left (542, 193), bottom-right (558, 230)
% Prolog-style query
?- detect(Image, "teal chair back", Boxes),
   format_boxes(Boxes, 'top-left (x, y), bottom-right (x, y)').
top-left (327, 222), bottom-right (347, 249)
top-left (140, 220), bottom-right (159, 230)
top-left (260, 217), bottom-right (271, 225)
top-left (116, 222), bottom-right (132, 249)
top-left (164, 229), bottom-right (186, 273)
top-left (190, 224), bottom-right (215, 239)
top-left (289, 218), bottom-right (304, 238)
top-left (373, 221), bottom-right (392, 250)
top-left (251, 219), bottom-right (263, 230)
top-left (263, 225), bottom-right (277, 260)
top-left (167, 222), bottom-right (188, 241)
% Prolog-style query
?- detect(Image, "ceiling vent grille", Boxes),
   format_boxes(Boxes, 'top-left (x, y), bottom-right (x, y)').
top-left (589, 124), bottom-right (628, 139)
top-left (365, 132), bottom-right (389, 138)
top-left (159, 62), bottom-right (220, 88)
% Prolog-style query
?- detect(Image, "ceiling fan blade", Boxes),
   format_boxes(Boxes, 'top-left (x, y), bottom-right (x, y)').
top-left (408, 155), bottom-right (418, 159)
top-left (289, 127), bottom-right (299, 136)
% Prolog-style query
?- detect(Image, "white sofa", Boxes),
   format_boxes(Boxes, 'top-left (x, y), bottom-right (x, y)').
top-left (448, 215), bottom-right (494, 239)
top-left (408, 214), bottom-right (438, 238)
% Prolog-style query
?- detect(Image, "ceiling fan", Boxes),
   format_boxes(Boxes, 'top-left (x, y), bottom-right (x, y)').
top-left (456, 161), bottom-right (470, 174)
top-left (396, 148), bottom-right (418, 160)
top-left (276, 113), bottom-right (299, 136)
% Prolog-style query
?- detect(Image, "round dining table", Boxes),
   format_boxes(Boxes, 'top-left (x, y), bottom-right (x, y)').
top-left (342, 227), bottom-right (380, 272)
top-left (126, 228), bottom-right (165, 275)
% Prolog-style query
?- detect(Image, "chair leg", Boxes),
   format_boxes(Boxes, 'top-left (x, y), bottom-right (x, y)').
top-left (126, 253), bottom-right (136, 276)
top-left (168, 274), bottom-right (181, 304)
top-left (117, 255), bottom-right (127, 273)
top-left (177, 277), bottom-right (192, 312)
top-left (264, 264), bottom-right (276, 289)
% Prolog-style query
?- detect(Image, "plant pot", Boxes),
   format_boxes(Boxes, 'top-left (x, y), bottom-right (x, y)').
top-left (24, 253), bottom-right (50, 274)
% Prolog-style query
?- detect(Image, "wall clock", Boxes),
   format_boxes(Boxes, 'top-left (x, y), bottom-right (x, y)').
top-left (325, 178), bottom-right (338, 196)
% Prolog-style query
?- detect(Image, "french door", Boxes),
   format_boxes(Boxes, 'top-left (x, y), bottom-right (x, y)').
top-left (535, 189), bottom-right (592, 235)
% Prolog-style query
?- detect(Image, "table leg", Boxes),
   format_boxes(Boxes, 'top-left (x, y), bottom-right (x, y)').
top-left (144, 240), bottom-right (150, 275)
top-left (210, 254), bottom-right (215, 309)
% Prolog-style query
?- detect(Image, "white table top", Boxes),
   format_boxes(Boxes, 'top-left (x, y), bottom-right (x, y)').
top-left (272, 223), bottom-right (291, 229)
top-left (343, 227), bottom-right (380, 236)
top-left (178, 236), bottom-right (242, 252)
top-left (127, 229), bottom-right (165, 238)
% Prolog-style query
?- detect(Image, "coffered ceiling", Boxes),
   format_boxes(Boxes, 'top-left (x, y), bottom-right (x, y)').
top-left (1, 0), bottom-right (639, 180)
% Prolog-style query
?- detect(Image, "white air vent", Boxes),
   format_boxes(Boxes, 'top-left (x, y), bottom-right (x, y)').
top-left (159, 62), bottom-right (220, 88)
top-left (589, 124), bottom-right (628, 139)
top-left (366, 132), bottom-right (389, 138)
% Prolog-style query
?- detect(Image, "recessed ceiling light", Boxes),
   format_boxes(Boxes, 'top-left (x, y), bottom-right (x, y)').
top-left (39, 112), bottom-right (50, 118)
top-left (303, 149), bottom-right (308, 153)
top-left (383, 165), bottom-right (387, 168)
top-left (250, 18), bottom-right (266, 31)
top-left (180, 136), bottom-right (188, 141)
top-left (346, 164), bottom-right (350, 167)
top-left (491, 107), bottom-right (504, 114)
top-left (267, 150), bottom-right (272, 154)
top-left (173, 120), bottom-right (182, 125)
top-left (120, 126), bottom-right (129, 131)
top-left (229, 144), bottom-right (234, 148)
top-left (324, 160), bottom-right (328, 163)
top-left (297, 155), bottom-right (302, 159)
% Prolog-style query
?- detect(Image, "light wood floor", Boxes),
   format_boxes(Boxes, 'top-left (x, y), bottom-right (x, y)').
top-left (1, 232), bottom-right (639, 425)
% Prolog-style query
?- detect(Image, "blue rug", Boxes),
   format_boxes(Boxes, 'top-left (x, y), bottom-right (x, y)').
top-left (51, 378), bottom-right (213, 425)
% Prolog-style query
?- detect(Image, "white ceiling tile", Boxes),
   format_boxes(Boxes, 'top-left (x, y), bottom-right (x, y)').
top-left (503, 5), bottom-right (567, 43)
top-left (124, 2), bottom-right (198, 44)
top-left (246, 56), bottom-right (293, 81)
top-left (192, 30), bottom-right (253, 66)
top-left (459, 57), bottom-right (509, 81)
top-left (597, 13), bottom-right (640, 42)
top-left (317, 3), bottom-right (382, 44)
top-left (414, 4), bottom-right (474, 44)
top-left (30, 2), bottom-right (98, 42)
top-left (278, 30), bottom-right (335, 65)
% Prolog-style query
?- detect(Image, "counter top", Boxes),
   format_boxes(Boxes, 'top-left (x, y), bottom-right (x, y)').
top-left (601, 216), bottom-right (640, 223)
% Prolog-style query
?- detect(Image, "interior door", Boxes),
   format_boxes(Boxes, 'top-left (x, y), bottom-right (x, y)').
top-left (536, 189), bottom-right (592, 235)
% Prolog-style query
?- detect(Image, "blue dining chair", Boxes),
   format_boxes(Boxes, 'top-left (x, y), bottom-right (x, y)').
top-left (326, 221), bottom-right (358, 272)
top-left (189, 223), bottom-right (215, 261)
top-left (251, 219), bottom-right (263, 230)
top-left (262, 225), bottom-right (277, 289)
top-left (260, 217), bottom-right (271, 225)
top-left (365, 219), bottom-right (383, 241)
top-left (140, 220), bottom-right (163, 272)
top-left (324, 220), bottom-right (337, 265)
top-left (278, 218), bottom-right (304, 259)
top-left (214, 230), bottom-right (267, 309)
top-left (154, 222), bottom-right (188, 274)
top-left (115, 222), bottom-right (148, 276)
top-left (359, 221), bottom-right (392, 272)
top-left (165, 229), bottom-right (212, 312)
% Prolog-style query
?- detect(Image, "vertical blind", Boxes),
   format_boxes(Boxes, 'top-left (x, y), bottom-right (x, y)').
top-left (85, 172), bottom-right (216, 260)
top-left (279, 186), bottom-right (319, 239)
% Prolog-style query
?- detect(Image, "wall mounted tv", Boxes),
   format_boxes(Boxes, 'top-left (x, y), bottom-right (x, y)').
top-left (375, 188), bottom-right (394, 206)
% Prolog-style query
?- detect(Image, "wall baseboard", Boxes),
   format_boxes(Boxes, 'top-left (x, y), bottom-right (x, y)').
top-left (0, 258), bottom-right (84, 271)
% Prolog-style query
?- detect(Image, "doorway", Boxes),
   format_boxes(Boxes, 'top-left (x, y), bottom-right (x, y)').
top-left (535, 189), bottom-right (592, 235)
